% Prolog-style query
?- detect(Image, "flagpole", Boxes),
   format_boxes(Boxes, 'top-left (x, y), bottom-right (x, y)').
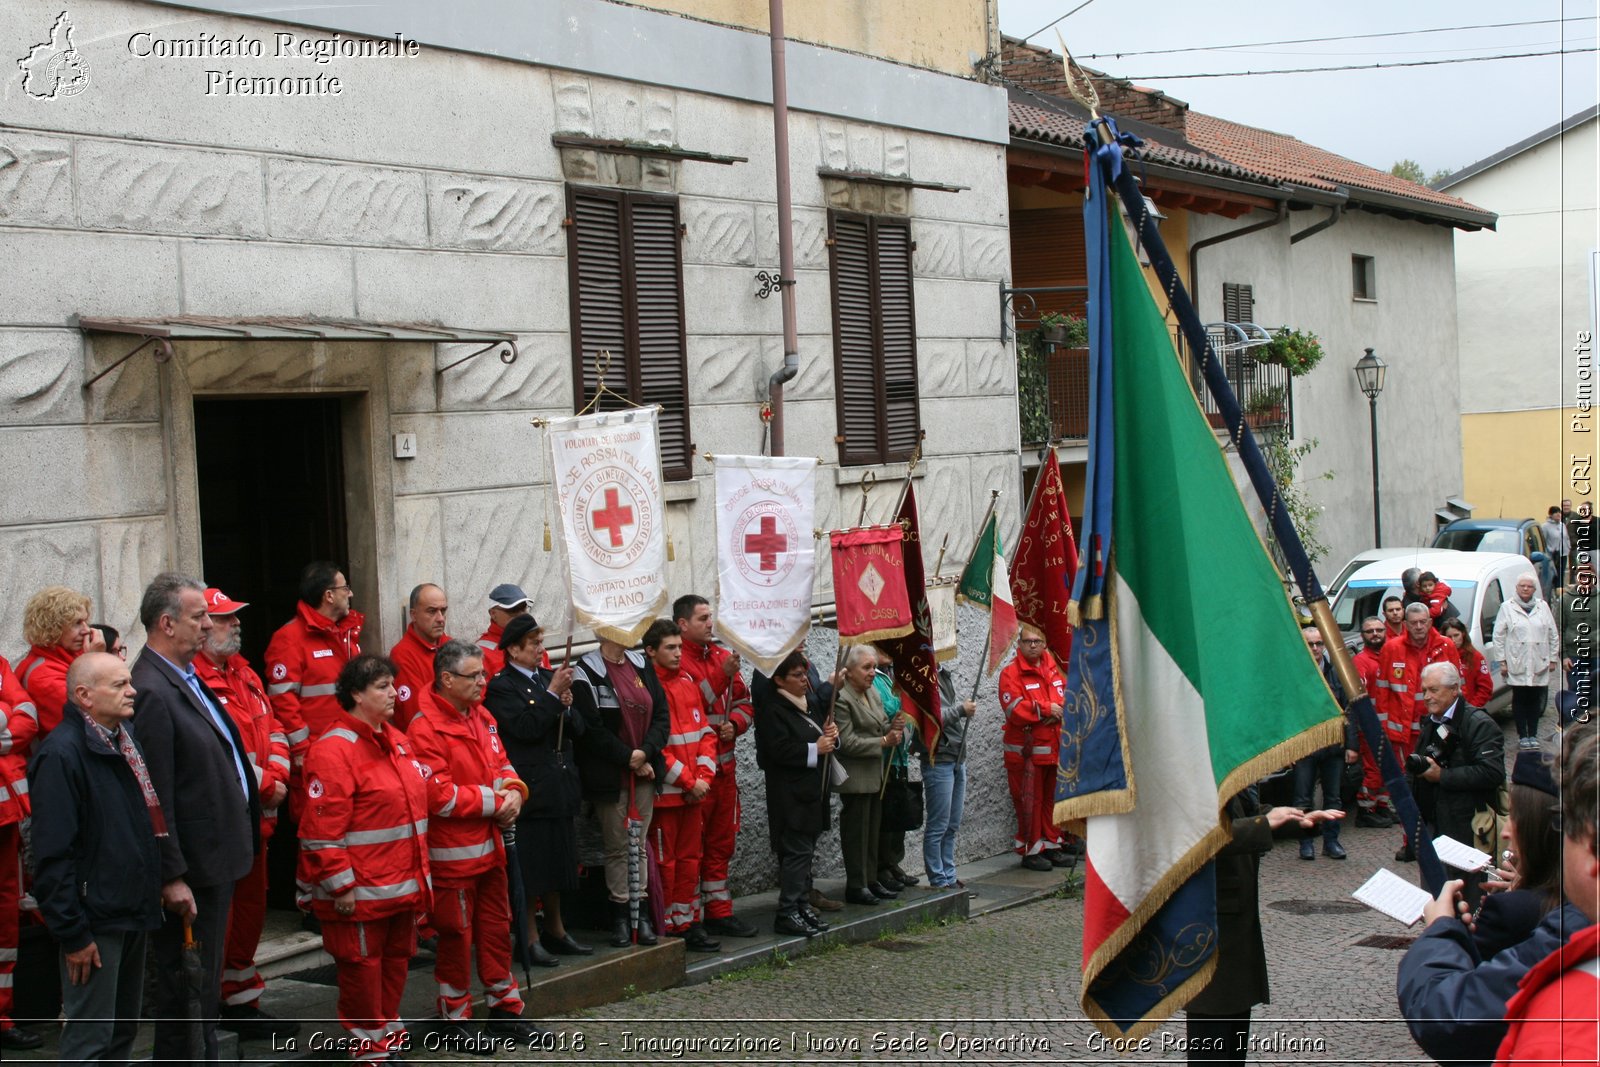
top-left (964, 490), bottom-right (1003, 705)
top-left (932, 533), bottom-right (949, 577)
top-left (1089, 119), bottom-right (1446, 894)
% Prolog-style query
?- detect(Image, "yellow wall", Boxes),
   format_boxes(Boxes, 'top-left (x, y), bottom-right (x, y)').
top-left (635, 0), bottom-right (992, 78)
top-left (1462, 407), bottom-right (1595, 517)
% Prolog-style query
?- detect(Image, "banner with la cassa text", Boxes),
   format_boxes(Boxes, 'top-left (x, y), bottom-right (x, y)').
top-left (829, 524), bottom-right (914, 645)
top-left (713, 455), bottom-right (818, 675)
top-left (545, 406), bottom-right (668, 645)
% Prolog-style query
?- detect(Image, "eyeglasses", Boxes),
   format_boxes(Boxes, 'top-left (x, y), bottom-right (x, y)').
top-left (444, 669), bottom-right (487, 681)
top-left (330, 584), bottom-right (352, 594)
top-left (1020, 638), bottom-right (1045, 646)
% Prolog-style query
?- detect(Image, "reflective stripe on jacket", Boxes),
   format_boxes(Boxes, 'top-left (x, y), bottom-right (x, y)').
top-left (264, 602), bottom-right (364, 758)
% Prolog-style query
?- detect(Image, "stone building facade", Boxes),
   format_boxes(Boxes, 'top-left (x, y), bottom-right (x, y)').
top-left (1, 0), bottom-right (1025, 892)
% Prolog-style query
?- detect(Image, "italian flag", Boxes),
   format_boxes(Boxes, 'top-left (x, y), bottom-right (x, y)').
top-left (956, 513), bottom-right (1019, 675)
top-left (1078, 177), bottom-right (1343, 1037)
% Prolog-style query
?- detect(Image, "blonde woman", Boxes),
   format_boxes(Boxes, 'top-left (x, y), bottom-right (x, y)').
top-left (18, 586), bottom-right (102, 734)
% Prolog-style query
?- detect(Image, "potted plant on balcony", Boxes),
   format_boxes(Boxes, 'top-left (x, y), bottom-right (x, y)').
top-left (1256, 327), bottom-right (1323, 376)
top-left (1037, 311), bottom-right (1088, 349)
top-left (1244, 384), bottom-right (1288, 428)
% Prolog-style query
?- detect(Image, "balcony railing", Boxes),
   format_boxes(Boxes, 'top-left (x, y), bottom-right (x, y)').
top-left (1017, 319), bottom-right (1292, 445)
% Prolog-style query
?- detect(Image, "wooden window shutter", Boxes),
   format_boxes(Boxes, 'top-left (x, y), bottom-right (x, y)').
top-left (875, 217), bottom-right (920, 461)
top-left (567, 185), bottom-right (693, 480)
top-left (1009, 207), bottom-right (1088, 321)
top-left (1222, 282), bottom-right (1254, 324)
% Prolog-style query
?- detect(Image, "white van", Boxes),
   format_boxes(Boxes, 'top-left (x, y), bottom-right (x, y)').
top-left (1327, 548), bottom-right (1538, 707)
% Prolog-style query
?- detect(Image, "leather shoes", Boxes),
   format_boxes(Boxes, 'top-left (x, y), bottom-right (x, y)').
top-left (635, 916), bottom-right (659, 946)
top-left (703, 914), bottom-right (760, 938)
top-left (486, 1009), bottom-right (546, 1041)
top-left (844, 888), bottom-right (881, 906)
top-left (0, 1028), bottom-right (43, 1051)
top-left (1020, 855), bottom-right (1052, 872)
top-left (1324, 840), bottom-right (1348, 860)
top-left (1299, 839), bottom-right (1316, 861)
top-left (541, 931), bottom-right (594, 956)
top-left (610, 905), bottom-right (633, 948)
top-left (1395, 844), bottom-right (1416, 863)
top-left (889, 865), bottom-right (920, 886)
top-left (773, 910), bottom-right (816, 938)
top-left (867, 881), bottom-right (900, 900)
top-left (526, 939), bottom-right (560, 967)
top-left (798, 904), bottom-right (830, 933)
top-left (876, 872), bottom-right (905, 891)
top-left (808, 888), bottom-right (845, 912)
top-left (1044, 849), bottom-right (1073, 868)
top-left (679, 923), bottom-right (722, 953)
top-left (1356, 810), bottom-right (1396, 828)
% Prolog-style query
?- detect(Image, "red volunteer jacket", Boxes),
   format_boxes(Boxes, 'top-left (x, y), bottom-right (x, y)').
top-left (1460, 647), bottom-right (1494, 709)
top-left (16, 643), bottom-right (77, 736)
top-left (998, 652), bottom-right (1065, 765)
top-left (388, 627), bottom-right (449, 733)
top-left (1376, 631), bottom-right (1461, 744)
top-left (0, 656), bottom-right (40, 826)
top-left (680, 639), bottom-right (752, 773)
top-left (1353, 646), bottom-right (1382, 700)
top-left (297, 717), bottom-right (431, 922)
top-left (196, 652), bottom-right (291, 828)
top-left (1493, 922), bottom-right (1599, 1066)
top-left (264, 603), bottom-right (364, 758)
top-left (405, 689), bottom-right (525, 885)
top-left (652, 664), bottom-right (717, 806)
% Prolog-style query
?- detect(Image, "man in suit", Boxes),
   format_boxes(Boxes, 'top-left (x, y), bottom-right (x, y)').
top-left (132, 573), bottom-right (260, 1063)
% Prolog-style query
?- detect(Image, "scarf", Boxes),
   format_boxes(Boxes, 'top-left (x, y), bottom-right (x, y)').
top-left (1513, 591), bottom-right (1539, 613)
top-left (79, 706), bottom-right (169, 836)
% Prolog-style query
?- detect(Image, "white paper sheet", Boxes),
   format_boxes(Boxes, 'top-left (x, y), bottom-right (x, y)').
top-left (1431, 835), bottom-right (1494, 872)
top-left (1352, 868), bottom-right (1434, 926)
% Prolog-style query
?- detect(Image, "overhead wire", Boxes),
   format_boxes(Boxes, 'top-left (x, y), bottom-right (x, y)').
top-left (1117, 47), bottom-right (1597, 81)
top-left (1074, 16), bottom-right (1594, 60)
top-left (1018, 0), bottom-right (1102, 45)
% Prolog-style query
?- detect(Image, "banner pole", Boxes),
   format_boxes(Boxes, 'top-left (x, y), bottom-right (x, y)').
top-left (932, 533), bottom-right (949, 578)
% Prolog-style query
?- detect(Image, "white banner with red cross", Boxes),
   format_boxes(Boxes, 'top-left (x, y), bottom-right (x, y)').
top-left (545, 406), bottom-right (669, 646)
top-left (713, 454), bottom-right (817, 675)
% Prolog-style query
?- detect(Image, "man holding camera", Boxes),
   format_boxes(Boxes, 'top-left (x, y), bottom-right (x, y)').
top-left (1409, 661), bottom-right (1505, 906)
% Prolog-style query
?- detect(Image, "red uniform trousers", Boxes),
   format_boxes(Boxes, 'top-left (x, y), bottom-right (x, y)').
top-left (1006, 762), bottom-right (1062, 856)
top-left (221, 820), bottom-right (274, 1007)
top-left (431, 865), bottom-right (522, 1021)
top-left (1356, 735), bottom-right (1393, 813)
top-left (321, 912), bottom-right (415, 1063)
top-left (698, 771), bottom-right (739, 919)
top-left (0, 824), bottom-right (19, 1029)
top-left (654, 805), bottom-right (705, 934)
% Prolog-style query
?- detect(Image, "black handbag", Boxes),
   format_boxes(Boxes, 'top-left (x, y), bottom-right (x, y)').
top-left (880, 765), bottom-right (924, 832)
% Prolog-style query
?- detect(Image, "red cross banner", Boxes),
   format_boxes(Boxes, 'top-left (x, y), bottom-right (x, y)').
top-left (713, 455), bottom-right (818, 674)
top-left (545, 406), bottom-right (668, 645)
top-left (829, 524), bottom-right (914, 646)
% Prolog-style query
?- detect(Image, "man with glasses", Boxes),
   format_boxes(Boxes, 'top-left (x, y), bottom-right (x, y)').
top-left (407, 640), bottom-right (539, 1044)
top-left (264, 562), bottom-right (364, 791)
top-left (1410, 661), bottom-right (1505, 907)
top-left (1292, 627), bottom-right (1354, 860)
top-left (1352, 615), bottom-right (1397, 827)
top-left (998, 625), bottom-right (1067, 871)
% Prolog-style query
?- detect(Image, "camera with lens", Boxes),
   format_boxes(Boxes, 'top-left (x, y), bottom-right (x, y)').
top-left (1405, 737), bottom-right (1449, 776)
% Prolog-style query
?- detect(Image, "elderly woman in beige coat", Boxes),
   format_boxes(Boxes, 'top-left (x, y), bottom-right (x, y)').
top-left (1493, 570), bottom-right (1560, 749)
top-left (832, 644), bottom-right (904, 906)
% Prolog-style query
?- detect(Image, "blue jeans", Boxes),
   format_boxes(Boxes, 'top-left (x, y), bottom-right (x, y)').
top-left (1292, 746), bottom-right (1343, 842)
top-left (920, 760), bottom-right (966, 886)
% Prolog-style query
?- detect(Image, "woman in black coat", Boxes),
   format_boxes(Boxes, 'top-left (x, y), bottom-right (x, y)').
top-left (753, 650), bottom-right (839, 938)
top-left (482, 614), bottom-right (591, 959)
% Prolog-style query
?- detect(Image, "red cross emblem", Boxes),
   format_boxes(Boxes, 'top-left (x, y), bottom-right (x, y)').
top-left (590, 486), bottom-right (636, 548)
top-left (743, 513), bottom-right (790, 572)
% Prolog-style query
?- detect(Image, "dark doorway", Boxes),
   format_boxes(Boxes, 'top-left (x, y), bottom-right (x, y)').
top-left (195, 396), bottom-right (350, 912)
top-left (194, 397), bottom-right (349, 667)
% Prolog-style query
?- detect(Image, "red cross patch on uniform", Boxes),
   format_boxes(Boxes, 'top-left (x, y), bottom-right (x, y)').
top-left (307, 777), bottom-right (325, 799)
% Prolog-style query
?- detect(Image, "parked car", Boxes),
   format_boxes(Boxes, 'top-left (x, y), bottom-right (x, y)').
top-left (1328, 548), bottom-right (1537, 712)
top-left (1432, 518), bottom-right (1555, 595)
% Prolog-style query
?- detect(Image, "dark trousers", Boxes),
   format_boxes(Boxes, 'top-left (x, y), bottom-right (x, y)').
top-left (1292, 746), bottom-right (1344, 842)
top-left (774, 826), bottom-right (819, 913)
top-left (877, 827), bottom-right (905, 879)
top-left (838, 793), bottom-right (882, 890)
top-left (1186, 1010), bottom-right (1251, 1064)
top-left (1510, 684), bottom-right (1547, 738)
top-left (59, 928), bottom-right (147, 1066)
top-left (150, 880), bottom-right (233, 1065)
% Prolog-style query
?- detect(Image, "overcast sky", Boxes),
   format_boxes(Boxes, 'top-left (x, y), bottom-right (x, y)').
top-left (997, 0), bottom-right (1598, 178)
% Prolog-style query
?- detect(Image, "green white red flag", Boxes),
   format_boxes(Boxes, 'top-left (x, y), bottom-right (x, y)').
top-left (956, 513), bottom-right (1018, 675)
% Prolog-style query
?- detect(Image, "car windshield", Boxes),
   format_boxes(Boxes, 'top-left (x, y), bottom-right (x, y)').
top-left (1434, 527), bottom-right (1520, 554)
top-left (1332, 579), bottom-right (1477, 632)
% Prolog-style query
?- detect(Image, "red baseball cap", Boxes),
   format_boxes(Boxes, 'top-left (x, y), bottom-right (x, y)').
top-left (204, 587), bottom-right (249, 615)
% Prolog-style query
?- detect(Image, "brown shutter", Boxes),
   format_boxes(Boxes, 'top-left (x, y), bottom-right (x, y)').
top-left (625, 193), bottom-right (692, 480)
top-left (1222, 282), bottom-right (1254, 324)
top-left (874, 217), bottom-right (920, 461)
top-left (830, 211), bottom-right (881, 466)
top-left (1009, 207), bottom-right (1087, 321)
top-left (567, 186), bottom-right (693, 481)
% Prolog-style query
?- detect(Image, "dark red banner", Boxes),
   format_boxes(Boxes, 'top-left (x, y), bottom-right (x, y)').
top-left (879, 483), bottom-right (943, 758)
top-left (1010, 449), bottom-right (1081, 665)
top-left (829, 524), bottom-right (914, 644)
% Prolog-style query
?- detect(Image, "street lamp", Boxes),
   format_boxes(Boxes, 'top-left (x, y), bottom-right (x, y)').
top-left (1354, 347), bottom-right (1388, 547)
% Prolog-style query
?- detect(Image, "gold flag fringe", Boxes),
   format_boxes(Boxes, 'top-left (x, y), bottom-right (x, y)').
top-left (837, 623), bottom-right (915, 646)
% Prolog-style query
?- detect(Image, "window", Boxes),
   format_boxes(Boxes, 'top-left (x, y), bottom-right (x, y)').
top-left (566, 185), bottom-right (692, 479)
top-left (828, 210), bottom-right (921, 466)
top-left (1352, 255), bottom-right (1377, 301)
top-left (1222, 282), bottom-right (1254, 324)
top-left (1480, 578), bottom-right (1503, 649)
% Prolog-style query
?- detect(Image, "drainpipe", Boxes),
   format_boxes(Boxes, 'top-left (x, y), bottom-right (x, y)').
top-left (1187, 200), bottom-right (1288, 299)
top-left (765, 0), bottom-right (799, 456)
top-left (1289, 197), bottom-right (1347, 245)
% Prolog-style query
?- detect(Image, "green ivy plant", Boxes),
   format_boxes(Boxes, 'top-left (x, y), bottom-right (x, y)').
top-left (1257, 328), bottom-right (1324, 376)
top-left (1016, 312), bottom-right (1088, 445)
top-left (1260, 431), bottom-right (1333, 566)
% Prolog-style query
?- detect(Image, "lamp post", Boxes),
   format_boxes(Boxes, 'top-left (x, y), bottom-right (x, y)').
top-left (1354, 347), bottom-right (1388, 547)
